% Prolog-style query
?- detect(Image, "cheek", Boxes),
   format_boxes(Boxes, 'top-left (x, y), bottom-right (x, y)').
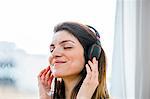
top-left (48, 55), bottom-right (52, 64)
top-left (69, 52), bottom-right (85, 71)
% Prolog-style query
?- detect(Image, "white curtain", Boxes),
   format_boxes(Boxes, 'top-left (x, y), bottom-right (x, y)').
top-left (110, 0), bottom-right (150, 99)
top-left (135, 0), bottom-right (150, 99)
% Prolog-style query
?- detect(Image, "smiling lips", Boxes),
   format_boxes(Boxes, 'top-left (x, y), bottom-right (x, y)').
top-left (54, 61), bottom-right (67, 66)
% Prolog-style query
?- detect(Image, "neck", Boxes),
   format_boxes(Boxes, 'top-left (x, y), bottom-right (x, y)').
top-left (63, 74), bottom-right (81, 99)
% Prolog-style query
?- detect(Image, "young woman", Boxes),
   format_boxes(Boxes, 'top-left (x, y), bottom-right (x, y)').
top-left (37, 22), bottom-right (109, 99)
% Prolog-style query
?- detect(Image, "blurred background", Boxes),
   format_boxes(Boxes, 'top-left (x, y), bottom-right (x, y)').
top-left (0, 42), bottom-right (47, 99)
top-left (0, 0), bottom-right (116, 99)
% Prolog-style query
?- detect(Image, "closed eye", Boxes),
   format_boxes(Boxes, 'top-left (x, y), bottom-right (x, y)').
top-left (50, 48), bottom-right (54, 53)
top-left (64, 47), bottom-right (73, 49)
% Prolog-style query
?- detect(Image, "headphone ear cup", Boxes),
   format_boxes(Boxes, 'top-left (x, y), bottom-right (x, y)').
top-left (88, 44), bottom-right (101, 60)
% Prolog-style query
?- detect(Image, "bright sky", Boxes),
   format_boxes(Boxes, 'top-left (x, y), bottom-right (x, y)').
top-left (0, 0), bottom-right (116, 56)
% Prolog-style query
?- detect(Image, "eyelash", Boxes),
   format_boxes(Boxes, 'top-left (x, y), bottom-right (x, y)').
top-left (50, 48), bottom-right (53, 52)
top-left (50, 46), bottom-right (73, 53)
top-left (63, 47), bottom-right (73, 49)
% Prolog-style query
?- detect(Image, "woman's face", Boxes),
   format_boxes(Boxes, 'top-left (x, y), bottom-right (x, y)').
top-left (49, 30), bottom-right (85, 78)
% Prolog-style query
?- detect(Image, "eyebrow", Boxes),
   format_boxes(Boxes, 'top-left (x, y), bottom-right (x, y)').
top-left (50, 40), bottom-right (75, 46)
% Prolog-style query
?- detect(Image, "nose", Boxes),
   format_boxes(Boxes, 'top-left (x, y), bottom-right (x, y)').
top-left (51, 47), bottom-right (62, 58)
top-left (49, 47), bottom-right (62, 64)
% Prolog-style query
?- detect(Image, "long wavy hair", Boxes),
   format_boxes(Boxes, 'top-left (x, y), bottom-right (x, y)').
top-left (52, 22), bottom-right (109, 99)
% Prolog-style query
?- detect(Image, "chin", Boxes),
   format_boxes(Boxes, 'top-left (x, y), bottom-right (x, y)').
top-left (52, 70), bottom-right (64, 78)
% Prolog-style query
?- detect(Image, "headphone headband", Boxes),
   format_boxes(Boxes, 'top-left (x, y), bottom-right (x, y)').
top-left (86, 25), bottom-right (100, 40)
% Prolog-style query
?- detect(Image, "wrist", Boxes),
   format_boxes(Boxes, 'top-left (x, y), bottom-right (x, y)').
top-left (40, 93), bottom-right (50, 99)
top-left (40, 96), bottom-right (50, 99)
top-left (47, 90), bottom-right (54, 96)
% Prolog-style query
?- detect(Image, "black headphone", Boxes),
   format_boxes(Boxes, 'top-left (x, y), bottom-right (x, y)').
top-left (86, 25), bottom-right (102, 60)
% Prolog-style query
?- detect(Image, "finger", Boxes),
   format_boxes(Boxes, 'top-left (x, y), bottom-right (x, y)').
top-left (90, 57), bottom-right (98, 72)
top-left (38, 68), bottom-right (46, 78)
top-left (41, 66), bottom-right (50, 80)
top-left (91, 68), bottom-right (99, 82)
top-left (45, 70), bottom-right (51, 81)
top-left (48, 75), bottom-right (54, 86)
top-left (88, 60), bottom-right (96, 72)
top-left (92, 57), bottom-right (97, 64)
top-left (84, 64), bottom-right (92, 83)
top-left (90, 57), bottom-right (98, 79)
top-left (43, 66), bottom-right (50, 76)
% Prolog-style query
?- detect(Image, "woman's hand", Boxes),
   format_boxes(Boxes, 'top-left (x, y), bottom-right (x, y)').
top-left (77, 57), bottom-right (99, 99)
top-left (37, 66), bottom-right (54, 99)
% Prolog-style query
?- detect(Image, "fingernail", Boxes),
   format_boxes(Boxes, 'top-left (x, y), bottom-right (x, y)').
top-left (93, 57), bottom-right (96, 61)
